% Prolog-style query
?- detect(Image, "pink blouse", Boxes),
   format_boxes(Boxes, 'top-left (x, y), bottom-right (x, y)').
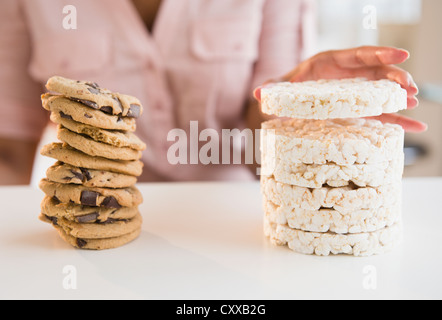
top-left (0, 0), bottom-right (316, 182)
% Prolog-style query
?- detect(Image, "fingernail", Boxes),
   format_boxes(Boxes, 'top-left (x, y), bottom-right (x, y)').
top-left (407, 96), bottom-right (419, 109)
top-left (398, 48), bottom-right (410, 59)
top-left (411, 81), bottom-right (419, 95)
top-left (254, 82), bottom-right (279, 101)
top-left (253, 87), bottom-right (262, 101)
top-left (405, 76), bottom-right (419, 99)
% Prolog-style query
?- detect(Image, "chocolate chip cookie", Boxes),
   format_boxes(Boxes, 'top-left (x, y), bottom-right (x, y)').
top-left (42, 94), bottom-right (137, 132)
top-left (39, 179), bottom-right (143, 208)
top-left (57, 126), bottom-right (142, 161)
top-left (45, 76), bottom-right (143, 118)
top-left (40, 211), bottom-right (142, 250)
top-left (41, 196), bottom-right (140, 223)
top-left (50, 112), bottom-right (146, 151)
top-left (46, 162), bottom-right (138, 188)
top-left (53, 225), bottom-right (142, 250)
top-left (40, 143), bottom-right (144, 177)
top-left (39, 211), bottom-right (143, 239)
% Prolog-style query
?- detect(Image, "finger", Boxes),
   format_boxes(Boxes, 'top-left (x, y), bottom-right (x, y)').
top-left (253, 82), bottom-right (277, 101)
top-left (330, 46), bottom-right (410, 69)
top-left (384, 67), bottom-right (418, 95)
top-left (368, 113), bottom-right (427, 133)
top-left (376, 66), bottom-right (419, 109)
top-left (334, 65), bottom-right (418, 103)
top-left (406, 72), bottom-right (419, 95)
top-left (407, 96), bottom-right (419, 109)
top-left (380, 66), bottom-right (419, 104)
top-left (253, 87), bottom-right (261, 101)
top-left (285, 46), bottom-right (411, 83)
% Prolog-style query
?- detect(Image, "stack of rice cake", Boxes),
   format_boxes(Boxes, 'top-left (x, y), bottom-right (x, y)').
top-left (38, 76), bottom-right (146, 250)
top-left (260, 78), bottom-right (407, 256)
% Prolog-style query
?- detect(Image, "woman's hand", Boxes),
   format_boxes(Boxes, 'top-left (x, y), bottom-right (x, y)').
top-left (254, 46), bottom-right (427, 133)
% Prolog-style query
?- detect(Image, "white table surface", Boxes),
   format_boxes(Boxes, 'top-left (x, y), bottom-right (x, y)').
top-left (1, 177), bottom-right (441, 300)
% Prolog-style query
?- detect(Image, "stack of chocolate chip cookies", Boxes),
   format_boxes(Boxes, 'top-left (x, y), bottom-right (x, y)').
top-left (38, 76), bottom-right (145, 250)
top-left (259, 78), bottom-right (408, 256)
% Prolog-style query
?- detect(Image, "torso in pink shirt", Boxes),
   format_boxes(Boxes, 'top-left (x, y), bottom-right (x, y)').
top-left (0, 0), bottom-right (315, 182)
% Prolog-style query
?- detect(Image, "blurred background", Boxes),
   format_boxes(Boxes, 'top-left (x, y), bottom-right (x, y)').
top-left (314, 0), bottom-right (442, 177)
top-left (23, 0), bottom-right (442, 184)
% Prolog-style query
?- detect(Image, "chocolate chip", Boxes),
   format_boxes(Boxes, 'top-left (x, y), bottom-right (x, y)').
top-left (80, 190), bottom-right (100, 206)
top-left (80, 99), bottom-right (99, 110)
top-left (45, 215), bottom-right (58, 226)
top-left (80, 168), bottom-right (92, 181)
top-left (70, 169), bottom-right (84, 181)
top-left (98, 218), bottom-right (127, 225)
top-left (86, 82), bottom-right (100, 89)
top-left (84, 113), bottom-right (93, 119)
top-left (76, 238), bottom-right (87, 248)
top-left (59, 111), bottom-right (73, 120)
top-left (127, 104), bottom-right (141, 118)
top-left (76, 212), bottom-right (99, 223)
top-left (87, 87), bottom-right (100, 95)
top-left (52, 196), bottom-right (61, 204)
top-left (100, 106), bottom-right (113, 115)
top-left (101, 196), bottom-right (122, 209)
top-left (70, 97), bottom-right (99, 110)
top-left (85, 82), bottom-right (100, 94)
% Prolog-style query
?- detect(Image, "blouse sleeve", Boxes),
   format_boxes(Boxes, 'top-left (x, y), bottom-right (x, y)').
top-left (250, 0), bottom-right (317, 94)
top-left (0, 0), bottom-right (47, 141)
